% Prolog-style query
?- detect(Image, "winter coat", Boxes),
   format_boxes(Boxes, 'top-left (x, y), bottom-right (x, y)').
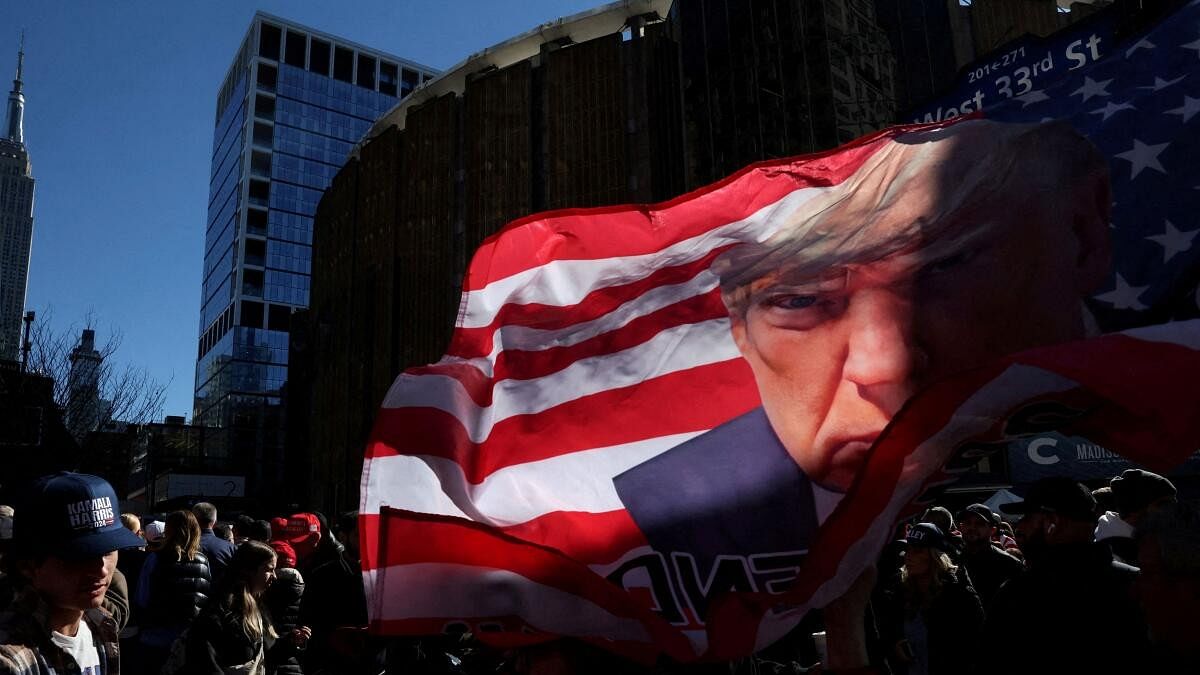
top-left (198, 531), bottom-right (236, 586)
top-left (960, 544), bottom-right (1023, 608)
top-left (183, 594), bottom-right (298, 675)
top-left (980, 542), bottom-right (1148, 675)
top-left (875, 565), bottom-right (984, 675)
top-left (138, 550), bottom-right (212, 630)
top-left (264, 569), bottom-right (305, 675)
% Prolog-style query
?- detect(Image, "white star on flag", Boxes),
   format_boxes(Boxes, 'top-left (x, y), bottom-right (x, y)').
top-left (1095, 274), bottom-right (1150, 311)
top-left (1138, 75), bottom-right (1187, 91)
top-left (1166, 95), bottom-right (1200, 123)
top-left (1114, 139), bottom-right (1170, 179)
top-left (1125, 38), bottom-right (1155, 57)
top-left (1071, 77), bottom-right (1113, 102)
top-left (1183, 36), bottom-right (1200, 57)
top-left (1147, 220), bottom-right (1198, 263)
top-left (1089, 101), bottom-right (1136, 121)
top-left (1017, 90), bottom-right (1050, 108)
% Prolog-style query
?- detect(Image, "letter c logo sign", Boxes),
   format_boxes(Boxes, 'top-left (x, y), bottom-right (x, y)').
top-left (1028, 437), bottom-right (1060, 465)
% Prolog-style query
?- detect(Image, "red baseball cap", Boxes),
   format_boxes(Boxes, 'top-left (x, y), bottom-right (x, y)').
top-left (285, 512), bottom-right (321, 558)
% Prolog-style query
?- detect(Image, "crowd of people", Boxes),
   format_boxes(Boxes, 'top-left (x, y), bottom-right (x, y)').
top-left (0, 473), bottom-right (379, 675)
top-left (0, 469), bottom-right (1197, 675)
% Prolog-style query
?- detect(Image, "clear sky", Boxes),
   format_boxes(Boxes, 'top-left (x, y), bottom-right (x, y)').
top-left (1, 0), bottom-right (603, 419)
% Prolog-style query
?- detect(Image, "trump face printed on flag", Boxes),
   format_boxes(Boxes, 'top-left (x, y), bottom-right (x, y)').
top-left (362, 2), bottom-right (1200, 658)
top-left (614, 119), bottom-right (1113, 566)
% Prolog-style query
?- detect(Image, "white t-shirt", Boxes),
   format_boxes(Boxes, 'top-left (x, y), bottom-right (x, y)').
top-left (51, 620), bottom-right (102, 675)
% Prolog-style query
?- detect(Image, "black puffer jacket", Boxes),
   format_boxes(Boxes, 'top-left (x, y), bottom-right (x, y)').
top-left (183, 593), bottom-right (300, 675)
top-left (266, 567), bottom-right (305, 633)
top-left (144, 549), bottom-right (212, 628)
top-left (266, 568), bottom-right (305, 675)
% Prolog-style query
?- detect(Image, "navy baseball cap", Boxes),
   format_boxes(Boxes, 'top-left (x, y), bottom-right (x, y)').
top-left (906, 522), bottom-right (948, 551)
top-left (14, 472), bottom-right (144, 558)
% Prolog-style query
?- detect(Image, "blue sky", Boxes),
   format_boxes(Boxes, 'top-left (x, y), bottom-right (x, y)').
top-left (1, 1), bottom-right (602, 419)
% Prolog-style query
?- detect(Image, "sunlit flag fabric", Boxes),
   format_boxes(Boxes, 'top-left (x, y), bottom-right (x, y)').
top-left (361, 1), bottom-right (1200, 662)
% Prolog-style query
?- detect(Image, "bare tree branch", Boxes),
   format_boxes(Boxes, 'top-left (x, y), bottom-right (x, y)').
top-left (25, 307), bottom-right (170, 441)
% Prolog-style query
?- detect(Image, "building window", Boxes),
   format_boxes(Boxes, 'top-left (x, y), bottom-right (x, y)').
top-left (254, 94), bottom-right (275, 121)
top-left (256, 63), bottom-right (277, 92)
top-left (244, 238), bottom-right (266, 267)
top-left (248, 179), bottom-right (271, 208)
top-left (247, 208), bottom-right (267, 235)
top-left (259, 23), bottom-right (282, 60)
top-left (284, 30), bottom-right (307, 67)
top-left (309, 39), bottom-right (331, 75)
top-left (401, 67), bottom-right (419, 96)
top-left (379, 62), bottom-right (398, 96)
top-left (333, 46), bottom-right (354, 83)
top-left (250, 151), bottom-right (272, 178)
top-left (240, 299), bottom-right (264, 326)
top-left (357, 54), bottom-right (377, 90)
top-left (252, 122), bottom-right (273, 147)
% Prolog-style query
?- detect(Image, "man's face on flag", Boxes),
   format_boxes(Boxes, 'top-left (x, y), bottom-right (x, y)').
top-left (728, 124), bottom-right (1112, 490)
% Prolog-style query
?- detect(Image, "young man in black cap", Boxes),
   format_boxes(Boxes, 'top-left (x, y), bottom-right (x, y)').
top-left (0, 472), bottom-right (144, 675)
top-left (980, 477), bottom-right (1148, 675)
top-left (956, 504), bottom-right (1022, 608)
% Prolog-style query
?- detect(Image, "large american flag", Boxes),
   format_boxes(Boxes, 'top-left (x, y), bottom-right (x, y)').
top-left (360, 1), bottom-right (1200, 662)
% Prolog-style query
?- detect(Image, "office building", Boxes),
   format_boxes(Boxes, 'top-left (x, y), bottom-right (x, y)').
top-left (677, 0), bottom-right (897, 187)
top-left (66, 328), bottom-right (110, 441)
top-left (194, 13), bottom-right (436, 505)
top-left (0, 40), bottom-right (34, 363)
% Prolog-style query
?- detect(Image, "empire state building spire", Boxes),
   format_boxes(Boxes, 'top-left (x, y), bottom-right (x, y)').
top-left (6, 32), bottom-right (24, 144)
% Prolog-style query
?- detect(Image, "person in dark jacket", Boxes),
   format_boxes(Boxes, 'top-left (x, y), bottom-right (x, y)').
top-left (183, 541), bottom-right (310, 675)
top-left (265, 542), bottom-right (304, 675)
top-left (135, 510), bottom-right (211, 674)
top-left (297, 512), bottom-right (343, 577)
top-left (956, 504), bottom-right (1023, 608)
top-left (983, 477), bottom-right (1148, 675)
top-left (875, 523), bottom-right (984, 675)
top-left (192, 502), bottom-right (235, 585)
top-left (300, 512), bottom-right (382, 675)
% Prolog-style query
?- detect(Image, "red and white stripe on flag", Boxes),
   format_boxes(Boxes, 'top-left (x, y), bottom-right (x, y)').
top-left (359, 114), bottom-right (1200, 661)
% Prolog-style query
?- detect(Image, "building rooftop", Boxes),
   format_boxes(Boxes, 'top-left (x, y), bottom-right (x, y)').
top-left (357, 0), bottom-right (671, 150)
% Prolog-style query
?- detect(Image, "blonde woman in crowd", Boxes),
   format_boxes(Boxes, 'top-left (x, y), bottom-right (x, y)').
top-left (183, 540), bottom-right (310, 675)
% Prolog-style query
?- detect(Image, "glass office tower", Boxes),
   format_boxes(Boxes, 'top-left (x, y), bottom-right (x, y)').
top-left (195, 13), bottom-right (435, 498)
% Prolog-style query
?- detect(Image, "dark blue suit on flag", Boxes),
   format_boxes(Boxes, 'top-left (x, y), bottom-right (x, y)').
top-left (613, 408), bottom-right (824, 572)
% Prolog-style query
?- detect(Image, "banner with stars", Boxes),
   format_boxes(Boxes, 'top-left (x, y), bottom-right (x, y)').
top-left (913, 0), bottom-right (1200, 332)
top-left (912, 0), bottom-right (1200, 485)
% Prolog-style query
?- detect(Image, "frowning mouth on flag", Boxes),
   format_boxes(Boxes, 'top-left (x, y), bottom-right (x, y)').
top-left (359, 2), bottom-right (1200, 661)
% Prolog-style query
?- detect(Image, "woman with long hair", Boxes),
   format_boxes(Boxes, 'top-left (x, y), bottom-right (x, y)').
top-left (183, 540), bottom-right (311, 675)
top-left (875, 523), bottom-right (984, 675)
top-left (135, 509), bottom-right (212, 673)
